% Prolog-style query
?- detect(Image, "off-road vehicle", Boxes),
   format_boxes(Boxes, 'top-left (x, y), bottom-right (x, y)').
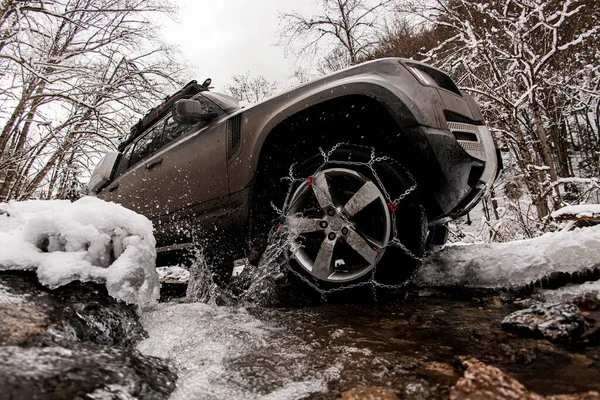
top-left (89, 58), bottom-right (500, 290)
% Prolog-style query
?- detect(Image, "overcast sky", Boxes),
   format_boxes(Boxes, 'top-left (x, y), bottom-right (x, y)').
top-left (161, 0), bottom-right (316, 92)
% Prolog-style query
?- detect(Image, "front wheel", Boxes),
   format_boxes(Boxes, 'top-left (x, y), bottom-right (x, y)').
top-left (279, 145), bottom-right (427, 293)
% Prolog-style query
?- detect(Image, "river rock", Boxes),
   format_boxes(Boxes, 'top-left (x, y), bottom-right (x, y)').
top-left (340, 386), bottom-right (399, 400)
top-left (573, 293), bottom-right (600, 311)
top-left (0, 344), bottom-right (176, 400)
top-left (0, 271), bottom-right (177, 399)
top-left (0, 271), bottom-right (147, 347)
top-left (451, 358), bottom-right (541, 400)
top-left (501, 303), bottom-right (586, 342)
top-left (451, 358), bottom-right (600, 400)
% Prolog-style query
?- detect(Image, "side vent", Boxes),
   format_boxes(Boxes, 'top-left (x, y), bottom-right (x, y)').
top-left (227, 114), bottom-right (241, 159)
top-left (447, 122), bottom-right (486, 161)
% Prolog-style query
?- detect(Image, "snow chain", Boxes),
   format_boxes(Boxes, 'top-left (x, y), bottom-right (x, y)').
top-left (270, 143), bottom-right (422, 302)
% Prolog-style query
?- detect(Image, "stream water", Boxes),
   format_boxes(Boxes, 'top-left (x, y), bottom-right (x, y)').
top-left (138, 296), bottom-right (600, 399)
top-left (138, 236), bottom-right (600, 400)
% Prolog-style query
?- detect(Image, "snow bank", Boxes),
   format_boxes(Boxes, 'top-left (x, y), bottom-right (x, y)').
top-left (539, 281), bottom-right (600, 304)
top-left (552, 204), bottom-right (600, 219)
top-left (0, 197), bottom-right (158, 307)
top-left (416, 225), bottom-right (600, 289)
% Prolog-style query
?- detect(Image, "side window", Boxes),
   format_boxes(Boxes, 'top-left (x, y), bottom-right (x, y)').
top-left (120, 95), bottom-right (226, 171)
top-left (163, 115), bottom-right (188, 143)
top-left (116, 144), bottom-right (136, 176)
top-left (130, 119), bottom-right (166, 166)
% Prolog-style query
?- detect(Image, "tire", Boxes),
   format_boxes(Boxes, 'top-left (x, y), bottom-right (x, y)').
top-left (268, 144), bottom-right (427, 292)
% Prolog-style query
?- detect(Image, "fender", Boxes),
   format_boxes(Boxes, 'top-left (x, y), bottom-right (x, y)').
top-left (227, 78), bottom-right (446, 195)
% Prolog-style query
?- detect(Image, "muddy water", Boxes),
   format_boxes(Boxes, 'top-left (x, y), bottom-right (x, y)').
top-left (138, 294), bottom-right (600, 399)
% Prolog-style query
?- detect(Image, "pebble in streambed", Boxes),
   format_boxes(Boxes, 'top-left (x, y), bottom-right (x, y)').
top-left (502, 302), bottom-right (587, 342)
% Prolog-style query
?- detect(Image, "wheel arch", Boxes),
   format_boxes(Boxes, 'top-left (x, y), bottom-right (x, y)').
top-left (245, 88), bottom-right (442, 243)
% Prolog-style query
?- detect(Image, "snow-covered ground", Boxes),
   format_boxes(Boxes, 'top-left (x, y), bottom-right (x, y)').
top-left (551, 204), bottom-right (600, 219)
top-left (0, 197), bottom-right (159, 307)
top-left (416, 224), bottom-right (600, 301)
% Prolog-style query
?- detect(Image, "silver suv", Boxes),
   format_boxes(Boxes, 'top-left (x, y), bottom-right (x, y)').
top-left (90, 58), bottom-right (499, 289)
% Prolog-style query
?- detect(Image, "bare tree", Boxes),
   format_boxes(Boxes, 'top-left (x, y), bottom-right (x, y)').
top-left (407, 0), bottom-right (600, 230)
top-left (279, 0), bottom-right (394, 73)
top-left (289, 67), bottom-right (315, 86)
top-left (0, 0), bottom-right (184, 201)
top-left (368, 14), bottom-right (452, 60)
top-left (224, 72), bottom-right (278, 104)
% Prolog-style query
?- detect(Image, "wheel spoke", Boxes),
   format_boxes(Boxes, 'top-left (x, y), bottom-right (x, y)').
top-left (355, 229), bottom-right (385, 249)
top-left (345, 228), bottom-right (378, 264)
top-left (285, 216), bottom-right (324, 234)
top-left (312, 237), bottom-right (336, 280)
top-left (343, 181), bottom-right (380, 217)
top-left (312, 172), bottom-right (334, 210)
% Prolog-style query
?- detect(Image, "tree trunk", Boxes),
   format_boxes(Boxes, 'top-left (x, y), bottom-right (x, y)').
top-left (0, 86), bottom-right (46, 201)
top-left (507, 117), bottom-right (549, 219)
top-left (531, 103), bottom-right (560, 207)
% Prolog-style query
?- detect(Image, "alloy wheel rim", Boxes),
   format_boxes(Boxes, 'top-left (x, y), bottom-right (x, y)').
top-left (284, 168), bottom-right (391, 283)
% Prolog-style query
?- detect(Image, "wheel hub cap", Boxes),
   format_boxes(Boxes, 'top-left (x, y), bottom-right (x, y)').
top-left (329, 217), bottom-right (343, 232)
top-left (284, 168), bottom-right (392, 283)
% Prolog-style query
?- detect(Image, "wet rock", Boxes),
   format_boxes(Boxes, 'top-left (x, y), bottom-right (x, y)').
top-left (451, 358), bottom-right (539, 399)
top-left (340, 386), bottom-right (399, 400)
top-left (580, 324), bottom-right (600, 345)
top-left (501, 303), bottom-right (586, 342)
top-left (0, 271), bottom-right (177, 399)
top-left (0, 271), bottom-right (146, 347)
top-left (419, 361), bottom-right (457, 378)
top-left (0, 344), bottom-right (176, 400)
top-left (0, 285), bottom-right (49, 346)
top-left (451, 358), bottom-right (600, 400)
top-left (570, 353), bottom-right (594, 368)
top-left (514, 347), bottom-right (536, 365)
top-left (574, 293), bottom-right (600, 311)
top-left (488, 296), bottom-right (504, 308)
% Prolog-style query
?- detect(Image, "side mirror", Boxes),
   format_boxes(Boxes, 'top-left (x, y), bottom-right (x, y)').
top-left (172, 99), bottom-right (218, 123)
top-left (88, 151), bottom-right (121, 193)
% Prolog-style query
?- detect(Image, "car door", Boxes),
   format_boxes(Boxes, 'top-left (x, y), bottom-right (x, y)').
top-left (99, 125), bottom-right (165, 214)
top-left (142, 95), bottom-right (230, 242)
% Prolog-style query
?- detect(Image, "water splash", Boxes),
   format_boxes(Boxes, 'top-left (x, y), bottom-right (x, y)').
top-left (184, 248), bottom-right (221, 304)
top-left (181, 230), bottom-right (295, 307)
top-left (237, 229), bottom-right (291, 306)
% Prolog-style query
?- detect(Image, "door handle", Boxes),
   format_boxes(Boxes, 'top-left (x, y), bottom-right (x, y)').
top-left (146, 158), bottom-right (163, 170)
top-left (108, 183), bottom-right (119, 192)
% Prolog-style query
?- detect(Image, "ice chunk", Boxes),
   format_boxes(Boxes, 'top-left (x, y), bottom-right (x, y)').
top-left (0, 197), bottom-right (158, 308)
top-left (156, 265), bottom-right (190, 284)
top-left (539, 282), bottom-right (600, 304)
top-left (416, 225), bottom-right (600, 289)
top-left (552, 204), bottom-right (600, 219)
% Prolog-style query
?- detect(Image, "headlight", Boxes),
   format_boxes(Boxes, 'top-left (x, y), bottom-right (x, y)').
top-left (403, 62), bottom-right (462, 96)
top-left (406, 65), bottom-right (438, 87)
